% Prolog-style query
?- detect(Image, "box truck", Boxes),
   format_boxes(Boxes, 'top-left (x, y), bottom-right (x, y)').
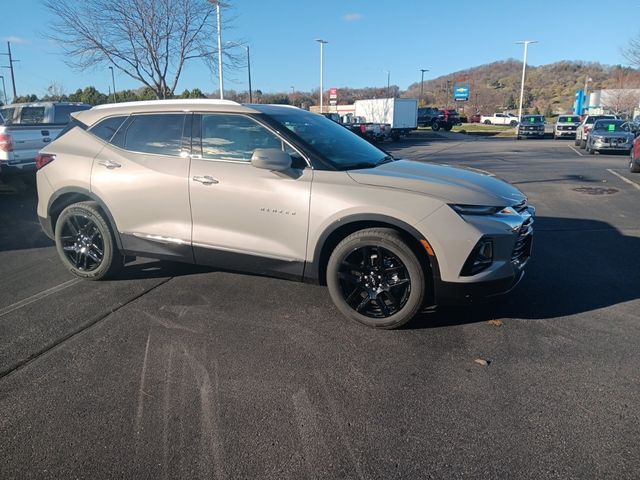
top-left (354, 98), bottom-right (418, 140)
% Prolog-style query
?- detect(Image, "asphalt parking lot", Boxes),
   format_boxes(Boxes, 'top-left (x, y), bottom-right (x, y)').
top-left (1, 132), bottom-right (639, 479)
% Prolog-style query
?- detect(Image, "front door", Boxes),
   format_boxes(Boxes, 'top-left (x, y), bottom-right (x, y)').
top-left (188, 113), bottom-right (312, 279)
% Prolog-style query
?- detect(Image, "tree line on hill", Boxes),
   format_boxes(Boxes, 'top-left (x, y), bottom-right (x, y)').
top-left (5, 60), bottom-right (640, 117)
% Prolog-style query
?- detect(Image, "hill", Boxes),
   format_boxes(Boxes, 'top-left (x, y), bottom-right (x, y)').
top-left (402, 60), bottom-right (640, 115)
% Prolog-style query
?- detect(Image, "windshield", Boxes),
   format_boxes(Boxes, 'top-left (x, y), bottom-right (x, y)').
top-left (593, 120), bottom-right (627, 132)
top-left (255, 106), bottom-right (390, 170)
top-left (558, 116), bottom-right (579, 123)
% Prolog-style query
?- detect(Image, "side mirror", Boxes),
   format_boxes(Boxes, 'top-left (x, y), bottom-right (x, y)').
top-left (251, 148), bottom-right (292, 171)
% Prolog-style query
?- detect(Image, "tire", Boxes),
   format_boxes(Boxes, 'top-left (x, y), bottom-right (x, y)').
top-left (630, 150), bottom-right (640, 173)
top-left (580, 139), bottom-right (587, 149)
top-left (326, 228), bottom-right (427, 329)
top-left (431, 121), bottom-right (440, 132)
top-left (443, 124), bottom-right (452, 131)
top-left (54, 201), bottom-right (123, 280)
top-left (484, 120), bottom-right (491, 125)
top-left (587, 144), bottom-right (594, 154)
top-left (516, 136), bottom-right (521, 140)
top-left (574, 137), bottom-right (580, 146)
top-left (510, 120), bottom-right (518, 127)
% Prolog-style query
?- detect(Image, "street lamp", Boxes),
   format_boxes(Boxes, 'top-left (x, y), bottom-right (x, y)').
top-left (108, 66), bottom-right (117, 103)
top-left (516, 40), bottom-right (537, 121)
top-left (420, 68), bottom-right (429, 106)
top-left (225, 42), bottom-right (253, 103)
top-left (385, 70), bottom-right (391, 98)
top-left (0, 75), bottom-right (6, 105)
top-left (315, 39), bottom-right (328, 113)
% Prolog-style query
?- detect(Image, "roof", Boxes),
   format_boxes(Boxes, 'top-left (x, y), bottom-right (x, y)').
top-left (74, 99), bottom-right (262, 126)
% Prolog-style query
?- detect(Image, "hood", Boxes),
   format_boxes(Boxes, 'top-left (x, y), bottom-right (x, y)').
top-left (347, 160), bottom-right (525, 206)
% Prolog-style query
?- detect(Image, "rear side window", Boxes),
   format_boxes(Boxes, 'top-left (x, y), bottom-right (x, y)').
top-left (112, 113), bottom-right (186, 156)
top-left (53, 105), bottom-right (91, 124)
top-left (20, 107), bottom-right (46, 124)
top-left (89, 116), bottom-right (128, 142)
top-left (0, 107), bottom-right (15, 124)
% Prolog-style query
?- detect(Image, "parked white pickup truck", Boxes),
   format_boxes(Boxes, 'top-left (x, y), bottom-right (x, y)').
top-left (0, 102), bottom-right (91, 173)
top-left (480, 112), bottom-right (519, 126)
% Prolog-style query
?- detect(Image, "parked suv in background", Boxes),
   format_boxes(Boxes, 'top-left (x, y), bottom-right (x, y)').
top-left (418, 107), bottom-right (460, 131)
top-left (36, 100), bottom-right (534, 329)
top-left (575, 114), bottom-right (618, 149)
top-left (554, 115), bottom-right (581, 139)
top-left (585, 119), bottom-right (634, 155)
top-left (517, 115), bottom-right (545, 139)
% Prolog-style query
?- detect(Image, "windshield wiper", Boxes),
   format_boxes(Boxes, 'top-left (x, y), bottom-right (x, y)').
top-left (375, 155), bottom-right (394, 166)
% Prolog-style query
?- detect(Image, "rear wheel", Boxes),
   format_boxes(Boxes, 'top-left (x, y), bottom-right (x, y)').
top-left (431, 121), bottom-right (440, 131)
top-left (484, 120), bottom-right (491, 125)
top-left (580, 139), bottom-right (587, 149)
top-left (326, 228), bottom-right (427, 329)
top-left (510, 120), bottom-right (518, 126)
top-left (574, 137), bottom-right (580, 146)
top-left (443, 124), bottom-right (452, 131)
top-left (54, 201), bottom-right (123, 280)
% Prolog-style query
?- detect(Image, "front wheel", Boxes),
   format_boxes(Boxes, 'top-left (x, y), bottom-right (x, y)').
top-left (431, 121), bottom-right (440, 131)
top-left (510, 120), bottom-right (518, 126)
top-left (326, 228), bottom-right (427, 329)
top-left (54, 201), bottom-right (123, 280)
top-left (484, 120), bottom-right (491, 125)
top-left (630, 150), bottom-right (640, 172)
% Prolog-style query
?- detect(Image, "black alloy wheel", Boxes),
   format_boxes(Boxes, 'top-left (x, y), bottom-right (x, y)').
top-left (326, 228), bottom-right (427, 329)
top-left (59, 214), bottom-right (105, 271)
top-left (54, 201), bottom-right (123, 280)
top-left (338, 245), bottom-right (411, 319)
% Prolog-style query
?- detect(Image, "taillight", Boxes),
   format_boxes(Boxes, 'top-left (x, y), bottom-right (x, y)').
top-left (0, 133), bottom-right (13, 152)
top-left (36, 153), bottom-right (56, 169)
top-left (360, 125), bottom-right (366, 133)
top-left (584, 126), bottom-right (591, 134)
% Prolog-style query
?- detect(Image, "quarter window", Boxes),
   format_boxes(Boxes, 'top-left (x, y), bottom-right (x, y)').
top-left (19, 107), bottom-right (46, 124)
top-left (53, 105), bottom-right (91, 124)
top-left (89, 116), bottom-right (128, 142)
top-left (112, 113), bottom-right (186, 156)
top-left (199, 114), bottom-right (283, 162)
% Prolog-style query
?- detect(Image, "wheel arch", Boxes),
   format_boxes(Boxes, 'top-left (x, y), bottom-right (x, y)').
top-left (47, 187), bottom-right (123, 249)
top-left (305, 214), bottom-right (441, 298)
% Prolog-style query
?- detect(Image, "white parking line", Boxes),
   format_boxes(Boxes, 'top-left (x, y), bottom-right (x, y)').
top-left (568, 144), bottom-right (584, 157)
top-left (606, 169), bottom-right (640, 191)
top-left (0, 279), bottom-right (82, 318)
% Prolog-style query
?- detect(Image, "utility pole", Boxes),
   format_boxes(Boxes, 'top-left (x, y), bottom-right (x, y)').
top-left (386, 70), bottom-right (391, 98)
top-left (0, 41), bottom-right (19, 101)
top-left (247, 45), bottom-right (252, 103)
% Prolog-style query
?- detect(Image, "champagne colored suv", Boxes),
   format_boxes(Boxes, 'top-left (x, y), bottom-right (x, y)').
top-left (36, 100), bottom-right (534, 329)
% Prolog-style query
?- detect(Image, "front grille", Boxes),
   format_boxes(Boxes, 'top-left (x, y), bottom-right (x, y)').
top-left (512, 216), bottom-right (533, 267)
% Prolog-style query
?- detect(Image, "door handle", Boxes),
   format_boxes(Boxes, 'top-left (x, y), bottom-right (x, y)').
top-left (97, 159), bottom-right (121, 169)
top-left (192, 175), bottom-right (218, 185)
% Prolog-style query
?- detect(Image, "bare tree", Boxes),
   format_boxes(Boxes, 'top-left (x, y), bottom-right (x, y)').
top-left (44, 0), bottom-right (238, 99)
top-left (623, 34), bottom-right (640, 69)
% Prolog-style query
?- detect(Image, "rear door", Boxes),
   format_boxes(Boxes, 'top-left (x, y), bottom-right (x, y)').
top-left (188, 113), bottom-right (312, 279)
top-left (91, 113), bottom-right (193, 261)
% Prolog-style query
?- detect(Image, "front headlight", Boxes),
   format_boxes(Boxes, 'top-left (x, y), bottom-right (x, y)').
top-left (592, 135), bottom-right (604, 141)
top-left (449, 204), bottom-right (513, 216)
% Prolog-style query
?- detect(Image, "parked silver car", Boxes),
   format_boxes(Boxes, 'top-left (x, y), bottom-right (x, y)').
top-left (36, 100), bottom-right (534, 329)
top-left (586, 120), bottom-right (634, 154)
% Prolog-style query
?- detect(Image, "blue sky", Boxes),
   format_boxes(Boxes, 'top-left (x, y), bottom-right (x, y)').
top-left (2, 0), bottom-right (639, 99)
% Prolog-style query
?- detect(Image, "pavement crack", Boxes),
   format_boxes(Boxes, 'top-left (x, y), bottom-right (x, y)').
top-left (0, 277), bottom-right (173, 381)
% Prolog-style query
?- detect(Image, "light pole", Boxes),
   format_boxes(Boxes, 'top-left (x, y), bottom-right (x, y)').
top-left (224, 41), bottom-right (253, 103)
top-left (315, 39), bottom-right (328, 113)
top-left (583, 76), bottom-right (592, 114)
top-left (516, 40), bottom-right (537, 121)
top-left (108, 66), bottom-right (117, 102)
top-left (420, 68), bottom-right (429, 106)
top-left (385, 70), bottom-right (391, 98)
top-left (207, 0), bottom-right (224, 98)
top-left (0, 75), bottom-right (6, 105)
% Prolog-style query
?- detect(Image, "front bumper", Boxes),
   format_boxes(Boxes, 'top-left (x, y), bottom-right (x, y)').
top-left (591, 138), bottom-right (632, 151)
top-left (555, 129), bottom-right (576, 138)
top-left (434, 270), bottom-right (524, 305)
top-left (518, 129), bottom-right (545, 137)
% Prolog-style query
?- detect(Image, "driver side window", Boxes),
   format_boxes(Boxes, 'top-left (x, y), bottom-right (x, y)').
top-left (199, 114), bottom-right (283, 162)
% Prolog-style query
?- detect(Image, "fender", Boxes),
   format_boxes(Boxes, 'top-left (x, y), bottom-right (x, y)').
top-left (46, 187), bottom-right (124, 249)
top-left (303, 213), bottom-right (441, 284)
